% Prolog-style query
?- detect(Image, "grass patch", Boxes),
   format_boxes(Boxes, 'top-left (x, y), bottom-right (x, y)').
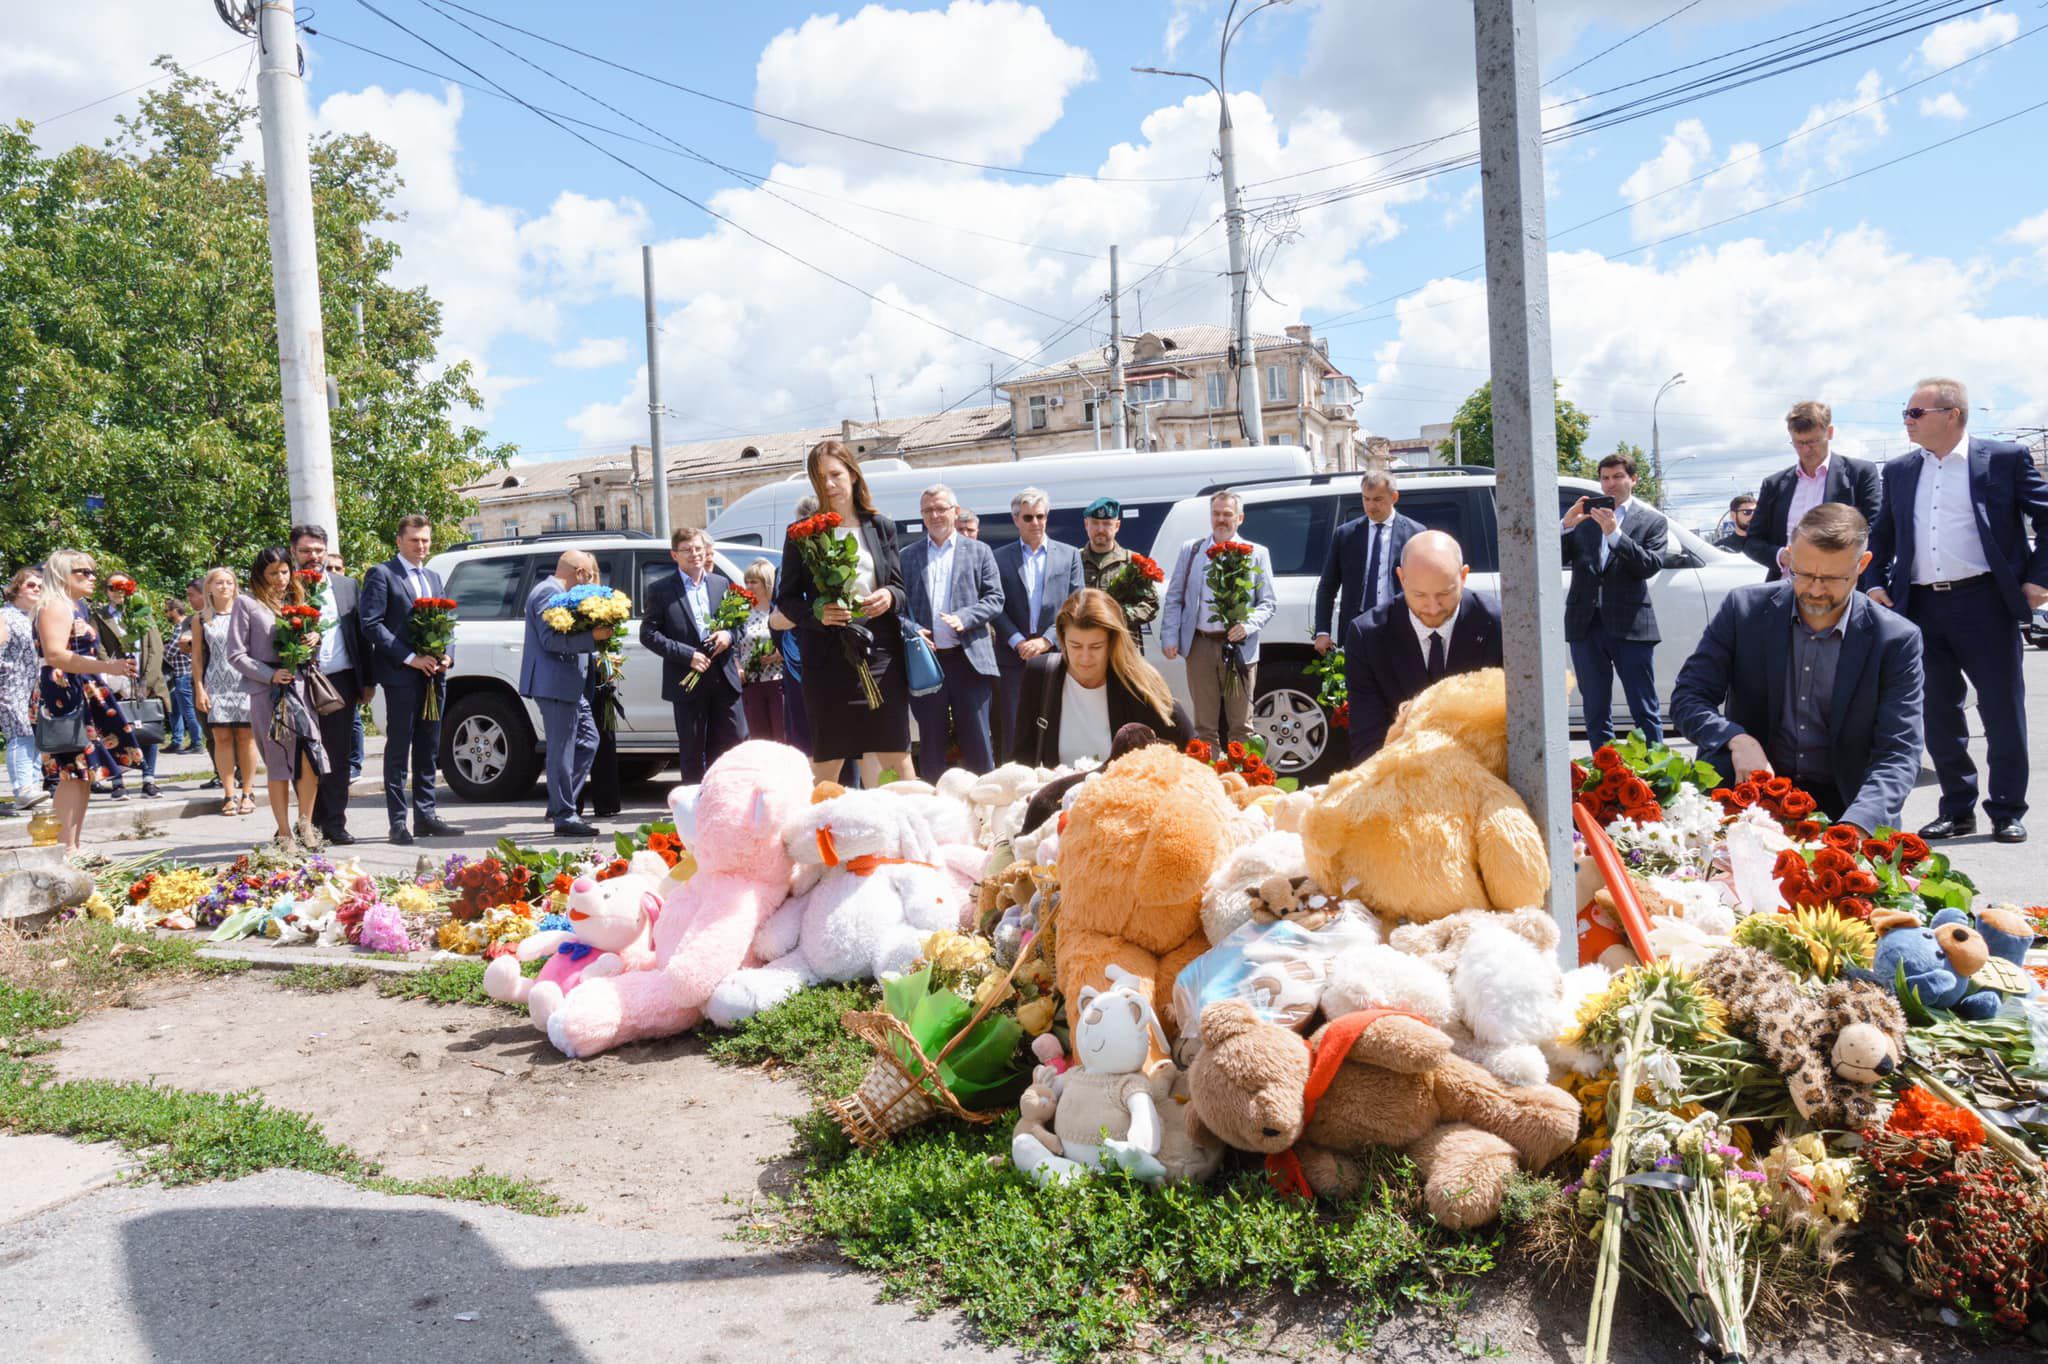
top-left (0, 1057), bottom-right (569, 1215)
top-left (778, 1124), bottom-right (1502, 1362)
top-left (1, 981), bottom-right (78, 1057)
top-left (0, 920), bottom-right (249, 1020)
top-left (706, 982), bottom-right (878, 1098)
top-left (277, 964), bottom-right (379, 993)
top-left (375, 959), bottom-right (529, 1010)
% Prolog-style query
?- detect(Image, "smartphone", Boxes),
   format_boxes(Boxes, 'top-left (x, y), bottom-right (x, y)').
top-left (1584, 494), bottom-right (1617, 511)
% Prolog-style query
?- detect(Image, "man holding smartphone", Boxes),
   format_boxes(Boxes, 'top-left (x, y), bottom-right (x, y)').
top-left (1562, 451), bottom-right (1669, 750)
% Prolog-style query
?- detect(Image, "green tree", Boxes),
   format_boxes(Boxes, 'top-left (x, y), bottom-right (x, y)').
top-left (1436, 379), bottom-right (1594, 478)
top-left (0, 62), bottom-right (508, 595)
top-left (1607, 439), bottom-right (1664, 508)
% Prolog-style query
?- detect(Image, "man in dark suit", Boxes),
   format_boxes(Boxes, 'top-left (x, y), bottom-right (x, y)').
top-left (901, 483), bottom-right (1004, 777)
top-left (358, 512), bottom-right (462, 844)
top-left (1863, 377), bottom-right (2048, 843)
top-left (992, 487), bottom-right (1084, 750)
top-left (291, 524), bottom-right (370, 845)
top-left (1744, 400), bottom-right (1883, 582)
top-left (1675, 504), bottom-right (1924, 832)
top-left (1342, 530), bottom-right (1503, 763)
top-left (643, 525), bottom-right (747, 784)
top-left (1563, 450), bottom-right (1668, 750)
top-left (1315, 470), bottom-right (1423, 657)
top-left (520, 550), bottom-right (611, 838)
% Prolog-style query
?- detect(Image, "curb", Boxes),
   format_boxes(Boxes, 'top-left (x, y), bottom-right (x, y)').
top-left (193, 945), bottom-right (433, 974)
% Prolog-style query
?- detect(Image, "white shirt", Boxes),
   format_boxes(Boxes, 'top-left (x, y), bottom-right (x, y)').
top-left (924, 533), bottom-right (958, 647)
top-left (1598, 497), bottom-right (1633, 571)
top-left (315, 578), bottom-right (352, 674)
top-left (1911, 441), bottom-right (1990, 584)
top-left (1786, 459), bottom-right (1831, 535)
top-left (399, 554), bottom-right (432, 665)
top-left (1059, 669), bottom-right (1114, 767)
top-left (833, 527), bottom-right (877, 599)
top-left (1408, 600), bottom-right (1460, 668)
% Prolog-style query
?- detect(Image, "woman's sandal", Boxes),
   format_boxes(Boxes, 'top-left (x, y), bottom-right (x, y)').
top-left (236, 793), bottom-right (256, 816)
top-left (220, 795), bottom-right (237, 816)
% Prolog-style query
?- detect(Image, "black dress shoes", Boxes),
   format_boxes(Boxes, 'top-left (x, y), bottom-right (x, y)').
top-left (1917, 813), bottom-right (1976, 840)
top-left (323, 827), bottom-right (357, 846)
top-left (554, 820), bottom-right (601, 839)
top-left (416, 817), bottom-right (464, 838)
top-left (388, 825), bottom-right (415, 846)
top-left (1994, 818), bottom-right (2028, 844)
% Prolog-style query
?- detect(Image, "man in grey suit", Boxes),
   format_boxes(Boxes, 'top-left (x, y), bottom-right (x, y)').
top-left (901, 484), bottom-right (1005, 777)
top-left (519, 550), bottom-right (614, 839)
top-left (992, 487), bottom-right (1084, 751)
top-left (1562, 451), bottom-right (1668, 750)
top-left (1160, 490), bottom-right (1278, 748)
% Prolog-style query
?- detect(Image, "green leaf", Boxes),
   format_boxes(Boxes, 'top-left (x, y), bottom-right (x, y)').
top-left (1275, 777), bottom-right (1299, 793)
top-left (907, 990), bottom-right (972, 1059)
top-left (613, 832), bottom-right (635, 859)
top-left (1894, 962), bottom-right (1938, 1027)
top-left (937, 1014), bottom-right (1023, 1092)
top-left (1917, 876), bottom-right (1975, 913)
top-left (876, 768), bottom-right (900, 786)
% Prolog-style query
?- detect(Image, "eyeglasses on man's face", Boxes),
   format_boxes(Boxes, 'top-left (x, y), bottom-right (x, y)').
top-left (1901, 406), bottom-right (1958, 421)
top-left (1787, 569), bottom-right (1858, 589)
top-left (1016, 512), bottom-right (1047, 523)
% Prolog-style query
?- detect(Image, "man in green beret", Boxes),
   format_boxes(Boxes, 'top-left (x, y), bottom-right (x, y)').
top-left (1080, 496), bottom-right (1159, 635)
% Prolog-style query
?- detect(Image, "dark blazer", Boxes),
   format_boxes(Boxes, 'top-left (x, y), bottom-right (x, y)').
top-left (643, 569), bottom-right (743, 701)
top-left (1009, 653), bottom-right (1193, 767)
top-left (358, 556), bottom-right (446, 690)
top-left (1563, 500), bottom-right (1667, 642)
top-left (1862, 438), bottom-right (2048, 621)
top-left (1342, 590), bottom-right (1503, 763)
top-left (992, 539), bottom-right (1085, 667)
top-left (900, 532), bottom-right (1004, 677)
top-left (1744, 456), bottom-right (1882, 580)
top-left (1314, 510), bottom-right (1423, 639)
top-left (776, 510), bottom-right (908, 669)
top-left (1671, 583), bottom-right (1923, 833)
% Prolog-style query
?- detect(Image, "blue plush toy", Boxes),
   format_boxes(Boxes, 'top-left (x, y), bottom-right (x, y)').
top-left (1859, 907), bottom-right (1999, 1020)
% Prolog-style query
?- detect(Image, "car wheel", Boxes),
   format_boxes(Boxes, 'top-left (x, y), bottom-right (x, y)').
top-left (440, 691), bottom-right (539, 802)
top-left (617, 756), bottom-right (670, 787)
top-left (1251, 660), bottom-right (1338, 783)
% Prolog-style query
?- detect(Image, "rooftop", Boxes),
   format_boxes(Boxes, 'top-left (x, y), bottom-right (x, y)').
top-left (1011, 323), bottom-right (1341, 383)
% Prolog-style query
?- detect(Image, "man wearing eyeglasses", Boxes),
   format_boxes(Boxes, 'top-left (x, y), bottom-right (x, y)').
top-left (1742, 400), bottom-right (1882, 582)
top-left (1673, 505), bottom-right (1923, 833)
top-left (1863, 377), bottom-right (2048, 844)
top-left (992, 487), bottom-right (1083, 752)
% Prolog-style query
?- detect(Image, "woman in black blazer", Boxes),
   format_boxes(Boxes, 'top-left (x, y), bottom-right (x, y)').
top-left (775, 438), bottom-right (916, 783)
top-left (1011, 587), bottom-right (1193, 767)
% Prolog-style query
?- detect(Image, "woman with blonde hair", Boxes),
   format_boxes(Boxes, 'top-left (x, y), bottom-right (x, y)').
top-left (191, 565), bottom-right (258, 815)
top-left (1010, 587), bottom-right (1193, 767)
top-left (30, 549), bottom-right (142, 853)
top-left (226, 545), bottom-right (327, 852)
top-left (737, 557), bottom-right (790, 744)
top-left (775, 439), bottom-right (915, 784)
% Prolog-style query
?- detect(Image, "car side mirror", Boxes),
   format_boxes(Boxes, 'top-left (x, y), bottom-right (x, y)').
top-left (1666, 547), bottom-right (1703, 570)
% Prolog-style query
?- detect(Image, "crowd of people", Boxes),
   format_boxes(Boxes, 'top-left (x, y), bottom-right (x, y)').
top-left (6, 376), bottom-right (2044, 858)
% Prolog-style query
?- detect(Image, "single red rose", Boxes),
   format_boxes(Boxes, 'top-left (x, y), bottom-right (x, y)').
top-left (1620, 775), bottom-right (1653, 804)
top-left (1846, 870), bottom-right (1881, 895)
top-left (1778, 791), bottom-right (1817, 818)
top-left (1813, 847), bottom-right (1855, 875)
top-left (1897, 833), bottom-right (1931, 864)
top-left (1772, 849), bottom-right (1807, 878)
top-left (1813, 869), bottom-right (1846, 900)
top-left (1763, 775), bottom-right (1794, 798)
top-left (1861, 837), bottom-right (1895, 861)
top-left (1725, 786), bottom-right (1757, 809)
top-left (1227, 741), bottom-right (1247, 760)
top-left (1821, 825), bottom-right (1861, 851)
top-left (1792, 819), bottom-right (1824, 841)
top-left (1837, 896), bottom-right (1874, 920)
top-left (1592, 747), bottom-right (1621, 771)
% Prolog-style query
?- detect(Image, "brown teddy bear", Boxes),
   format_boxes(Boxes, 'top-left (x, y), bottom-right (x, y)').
top-left (1056, 744), bottom-right (1237, 1036)
top-left (1183, 999), bottom-right (1579, 1228)
top-left (1300, 668), bottom-right (1549, 925)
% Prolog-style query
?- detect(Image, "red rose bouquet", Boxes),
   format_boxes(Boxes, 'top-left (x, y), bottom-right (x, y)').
top-left (408, 596), bottom-right (458, 719)
top-left (790, 511), bottom-right (881, 708)
top-left (684, 585), bottom-right (756, 692)
top-left (1201, 539), bottom-right (1260, 697)
top-left (274, 602), bottom-right (323, 670)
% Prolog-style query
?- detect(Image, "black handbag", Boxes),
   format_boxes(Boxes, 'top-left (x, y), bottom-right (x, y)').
top-left (118, 698), bottom-right (166, 747)
top-left (34, 705), bottom-right (87, 755)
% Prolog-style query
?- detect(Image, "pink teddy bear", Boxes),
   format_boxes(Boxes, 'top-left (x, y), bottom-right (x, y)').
top-left (544, 740), bottom-right (814, 1059)
top-left (480, 850), bottom-right (667, 1034)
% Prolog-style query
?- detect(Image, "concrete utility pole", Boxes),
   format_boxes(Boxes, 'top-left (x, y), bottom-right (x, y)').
top-left (1107, 245), bottom-right (1130, 449)
top-left (1651, 372), bottom-right (1685, 507)
top-left (641, 246), bottom-right (669, 540)
top-left (231, 0), bottom-right (337, 543)
top-left (1472, 0), bottom-right (1575, 964)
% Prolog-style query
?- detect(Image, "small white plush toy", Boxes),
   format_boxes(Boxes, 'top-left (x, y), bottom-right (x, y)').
top-left (1012, 965), bottom-right (1222, 1186)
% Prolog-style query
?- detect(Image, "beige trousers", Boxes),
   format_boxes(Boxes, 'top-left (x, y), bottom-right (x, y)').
top-left (1186, 632), bottom-right (1256, 747)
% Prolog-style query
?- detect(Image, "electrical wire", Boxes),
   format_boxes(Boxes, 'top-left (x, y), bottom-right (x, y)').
top-left (29, 45), bottom-right (250, 126)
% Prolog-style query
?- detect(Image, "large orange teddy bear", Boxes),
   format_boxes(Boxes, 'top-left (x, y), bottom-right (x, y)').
top-left (1056, 744), bottom-right (1237, 1036)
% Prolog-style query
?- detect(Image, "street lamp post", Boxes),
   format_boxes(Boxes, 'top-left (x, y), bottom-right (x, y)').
top-left (1650, 371), bottom-right (1685, 506)
top-left (1134, 0), bottom-right (1293, 450)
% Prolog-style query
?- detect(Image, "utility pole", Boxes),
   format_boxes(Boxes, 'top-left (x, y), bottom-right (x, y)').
top-left (1473, 0), bottom-right (1574, 965)
top-left (641, 246), bottom-right (669, 539)
top-left (1651, 372), bottom-right (1685, 508)
top-left (1108, 245), bottom-right (1130, 450)
top-left (225, 0), bottom-right (337, 543)
top-left (870, 375), bottom-right (882, 425)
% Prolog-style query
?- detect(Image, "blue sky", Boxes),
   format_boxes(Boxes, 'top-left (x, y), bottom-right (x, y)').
top-left (14, 1), bottom-right (2048, 522)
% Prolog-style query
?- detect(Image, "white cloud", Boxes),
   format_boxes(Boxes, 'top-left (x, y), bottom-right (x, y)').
top-left (752, 1), bottom-right (1095, 175)
top-left (2009, 208), bottom-right (2048, 266)
top-left (1920, 92), bottom-right (1969, 120)
top-left (6, 0), bottom-right (241, 152)
top-left (551, 337), bottom-right (633, 370)
top-left (1358, 228), bottom-right (2048, 515)
top-left (1916, 8), bottom-right (2020, 70)
top-left (1163, 0), bottom-right (1202, 61)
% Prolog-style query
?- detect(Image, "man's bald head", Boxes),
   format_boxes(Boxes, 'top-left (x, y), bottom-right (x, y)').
top-left (555, 549), bottom-right (597, 583)
top-left (1396, 530), bottom-right (1468, 628)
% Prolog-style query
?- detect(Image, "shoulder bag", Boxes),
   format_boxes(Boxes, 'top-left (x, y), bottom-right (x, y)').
top-left (899, 617), bottom-right (944, 698)
top-left (117, 698), bottom-right (166, 747)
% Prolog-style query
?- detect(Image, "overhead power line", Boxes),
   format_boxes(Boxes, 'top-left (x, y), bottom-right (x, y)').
top-left (29, 44), bottom-right (249, 126)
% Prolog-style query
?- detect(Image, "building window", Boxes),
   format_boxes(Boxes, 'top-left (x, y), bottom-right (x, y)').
top-left (1128, 377), bottom-right (1192, 403)
top-left (1028, 395), bottom-right (1048, 430)
top-left (706, 495), bottom-right (725, 522)
top-left (1206, 372), bottom-right (1228, 409)
top-left (1265, 365), bottom-right (1288, 402)
top-left (1082, 397), bottom-right (1097, 425)
top-left (595, 506), bottom-right (606, 531)
top-left (500, 520), bottom-right (520, 538)
top-left (1209, 437), bottom-right (1230, 449)
top-left (619, 503), bottom-right (630, 530)
top-left (547, 512), bottom-right (568, 533)
top-left (740, 445), bottom-right (761, 459)
top-left (465, 522), bottom-right (483, 540)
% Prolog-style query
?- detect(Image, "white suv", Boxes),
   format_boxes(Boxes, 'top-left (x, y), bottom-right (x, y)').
top-left (378, 533), bottom-right (779, 802)
top-left (1142, 470), bottom-right (1764, 781)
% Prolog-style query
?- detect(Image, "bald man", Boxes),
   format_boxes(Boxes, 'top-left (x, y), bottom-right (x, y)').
top-left (1340, 530), bottom-right (1503, 763)
top-left (521, 549), bottom-right (614, 837)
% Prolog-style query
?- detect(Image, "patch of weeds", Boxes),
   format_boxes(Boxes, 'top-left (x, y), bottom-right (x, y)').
top-left (0, 981), bottom-right (77, 1057)
top-left (787, 1126), bottom-right (1500, 1363)
top-left (0, 920), bottom-right (246, 1017)
top-left (277, 964), bottom-right (377, 993)
top-left (705, 982), bottom-right (878, 1097)
top-left (375, 960), bottom-right (526, 1010)
top-left (0, 1058), bottom-right (565, 1216)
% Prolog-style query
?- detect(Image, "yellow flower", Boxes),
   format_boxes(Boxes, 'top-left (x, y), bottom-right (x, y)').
top-left (973, 973), bottom-right (1008, 1009)
top-left (392, 884), bottom-right (436, 916)
top-left (922, 930), bottom-right (992, 974)
top-left (84, 892), bottom-right (113, 922)
top-left (1017, 997), bottom-right (1056, 1035)
top-left (541, 606), bottom-right (575, 632)
top-left (147, 868), bottom-right (213, 912)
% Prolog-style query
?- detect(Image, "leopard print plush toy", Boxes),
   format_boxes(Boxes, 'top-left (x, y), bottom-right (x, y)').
top-left (1698, 946), bottom-right (1906, 1130)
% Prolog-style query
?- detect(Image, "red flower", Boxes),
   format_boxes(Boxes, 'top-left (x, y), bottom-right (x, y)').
top-left (1861, 837), bottom-right (1898, 861)
top-left (1620, 775), bottom-right (1653, 806)
top-left (1897, 833), bottom-right (1931, 865)
top-left (1837, 896), bottom-right (1874, 919)
top-left (549, 872), bottom-right (573, 895)
top-left (1764, 775), bottom-right (1794, 799)
top-left (1131, 553), bottom-right (1165, 583)
top-left (1792, 819), bottom-right (1824, 840)
top-left (1724, 785), bottom-right (1757, 809)
top-left (1846, 870), bottom-right (1881, 895)
top-left (1813, 869), bottom-right (1846, 901)
top-left (1772, 849), bottom-right (1807, 879)
top-left (1226, 741), bottom-right (1247, 761)
top-left (1331, 702), bottom-right (1349, 729)
top-left (1886, 1085), bottom-right (1986, 1150)
top-left (1592, 747), bottom-right (1621, 771)
top-left (1778, 790), bottom-right (1817, 818)
top-left (1821, 824), bottom-right (1861, 851)
top-left (1184, 740), bottom-right (1213, 763)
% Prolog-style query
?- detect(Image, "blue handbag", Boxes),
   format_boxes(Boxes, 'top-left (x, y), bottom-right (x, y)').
top-left (898, 617), bottom-right (944, 697)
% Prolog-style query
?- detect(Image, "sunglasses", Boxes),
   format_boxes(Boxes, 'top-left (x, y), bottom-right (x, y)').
top-left (1016, 513), bottom-right (1047, 523)
top-left (1901, 406), bottom-right (1958, 420)
top-left (73, 567), bottom-right (97, 577)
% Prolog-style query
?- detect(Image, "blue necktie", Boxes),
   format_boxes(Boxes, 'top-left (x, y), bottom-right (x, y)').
top-left (1363, 523), bottom-right (1384, 611)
